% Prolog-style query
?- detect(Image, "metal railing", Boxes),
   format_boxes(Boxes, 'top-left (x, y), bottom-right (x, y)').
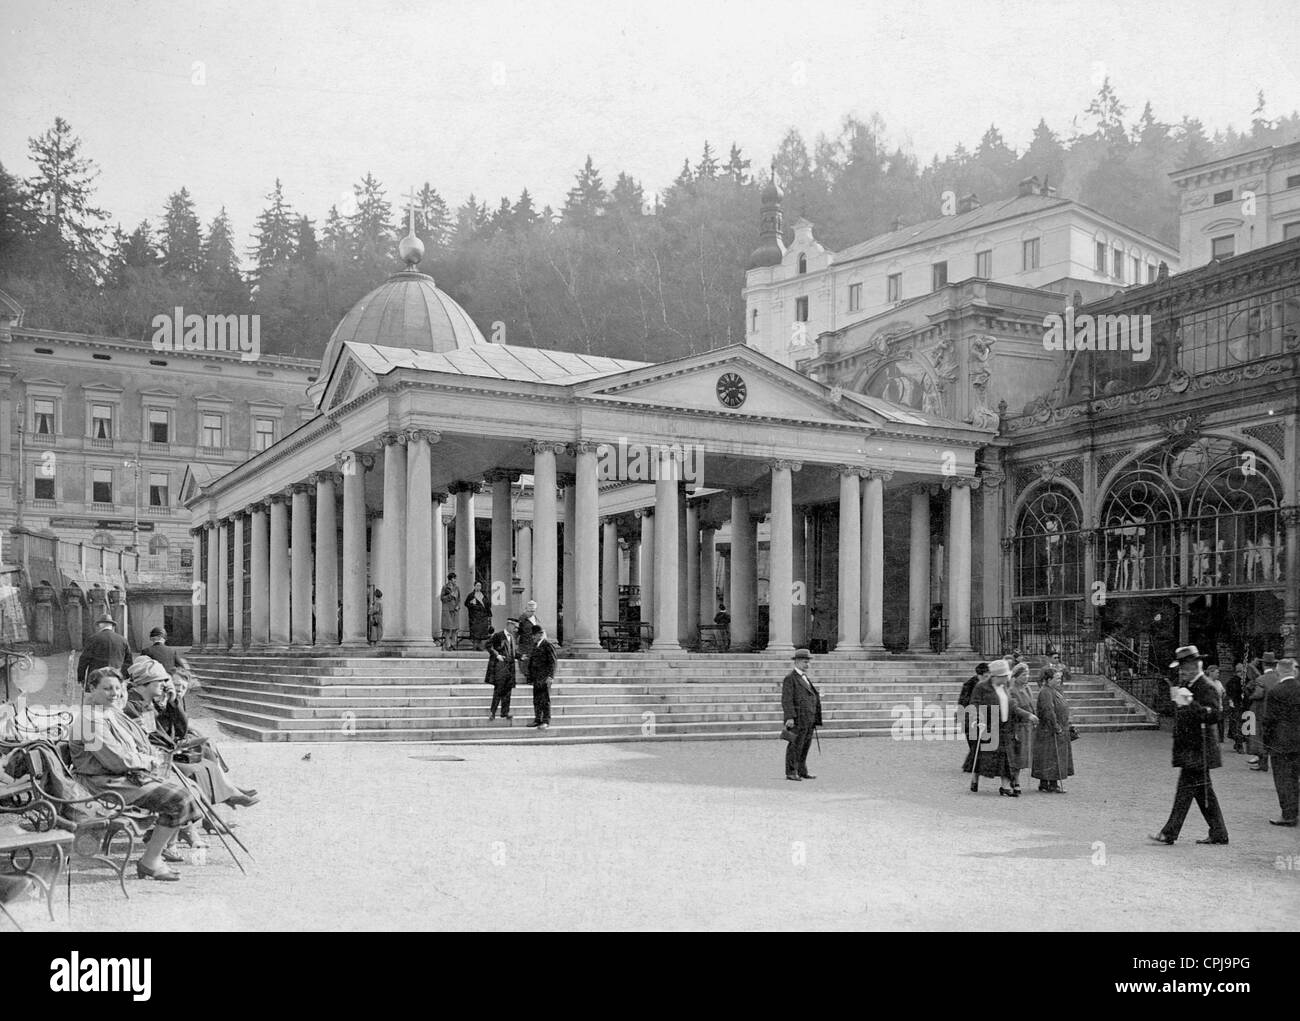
top-left (0, 648), bottom-right (35, 702)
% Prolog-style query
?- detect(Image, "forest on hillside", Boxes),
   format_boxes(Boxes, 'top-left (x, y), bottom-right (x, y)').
top-left (1, 82), bottom-right (1296, 363)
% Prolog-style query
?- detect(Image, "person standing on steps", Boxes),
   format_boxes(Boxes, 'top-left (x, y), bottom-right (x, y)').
top-left (515, 600), bottom-right (540, 666)
top-left (958, 663), bottom-right (989, 773)
top-left (1150, 645), bottom-right (1229, 846)
top-left (781, 648), bottom-right (822, 781)
top-left (1261, 657), bottom-right (1300, 827)
top-left (485, 628), bottom-right (517, 722)
top-left (439, 572), bottom-right (460, 649)
top-left (526, 623), bottom-right (557, 730)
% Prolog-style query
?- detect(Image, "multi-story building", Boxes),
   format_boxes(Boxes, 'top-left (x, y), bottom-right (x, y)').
top-left (743, 175), bottom-right (1179, 368)
top-left (1170, 140), bottom-right (1300, 269)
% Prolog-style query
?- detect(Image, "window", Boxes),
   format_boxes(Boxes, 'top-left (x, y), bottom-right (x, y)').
top-left (1113, 246), bottom-right (1124, 280)
top-left (847, 282), bottom-right (862, 312)
top-left (794, 296), bottom-right (809, 322)
top-left (1283, 222), bottom-right (1300, 241)
top-left (91, 404), bottom-right (113, 440)
top-left (1021, 238), bottom-right (1040, 271)
top-left (750, 308), bottom-right (758, 333)
top-left (253, 417), bottom-right (276, 451)
top-left (886, 273), bottom-right (902, 302)
top-left (32, 399), bottom-right (55, 435)
top-left (1213, 189), bottom-right (1233, 205)
top-left (1147, 263), bottom-right (1157, 283)
top-left (797, 253), bottom-right (807, 275)
top-left (1130, 256), bottom-right (1140, 283)
top-left (1211, 235), bottom-right (1235, 260)
top-left (148, 472), bottom-right (169, 507)
top-left (201, 413), bottom-right (223, 448)
top-left (92, 468), bottom-right (113, 504)
top-left (147, 408), bottom-right (170, 443)
top-left (34, 477), bottom-right (54, 501)
top-left (975, 250), bottom-right (992, 278)
top-left (1288, 174), bottom-right (1300, 190)
top-left (148, 534), bottom-right (170, 555)
top-left (1095, 241), bottom-right (1107, 272)
top-left (931, 261), bottom-right (948, 290)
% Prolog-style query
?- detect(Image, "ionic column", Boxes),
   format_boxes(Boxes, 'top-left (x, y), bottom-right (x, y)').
top-left (1283, 507), bottom-right (1299, 657)
top-left (231, 512), bottom-right (246, 648)
top-left (699, 520), bottom-right (718, 627)
top-left (485, 468), bottom-right (518, 634)
top-left (269, 494), bottom-right (290, 645)
top-left (216, 518), bottom-right (230, 649)
top-left (449, 480), bottom-right (480, 635)
top-left (290, 483), bottom-right (313, 646)
top-left (768, 460), bottom-right (800, 653)
top-left (191, 527), bottom-right (209, 650)
top-left (792, 509), bottom-right (808, 648)
top-left (403, 432), bottom-right (437, 643)
top-left (861, 468), bottom-right (892, 652)
top-left (314, 471), bottom-right (340, 646)
top-left (601, 517), bottom-right (620, 623)
top-left (247, 504), bottom-right (269, 648)
top-left (981, 469), bottom-right (1005, 625)
top-left (907, 486), bottom-right (932, 652)
top-left (638, 509), bottom-right (655, 629)
top-left (339, 452), bottom-right (373, 647)
top-left (677, 489), bottom-right (691, 645)
top-left (380, 432), bottom-right (409, 643)
top-left (730, 491), bottom-right (757, 651)
top-left (628, 534), bottom-right (641, 611)
top-left (529, 441), bottom-right (562, 637)
top-left (560, 474), bottom-right (576, 645)
top-left (431, 492), bottom-right (448, 623)
top-left (571, 443), bottom-right (601, 651)
top-left (837, 467), bottom-right (864, 652)
top-left (684, 498), bottom-right (700, 647)
top-left (515, 523), bottom-right (532, 610)
top-left (946, 476), bottom-right (978, 653)
top-left (652, 449), bottom-right (682, 652)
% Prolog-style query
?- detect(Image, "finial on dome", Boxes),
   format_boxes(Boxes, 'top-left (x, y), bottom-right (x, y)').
top-left (399, 185), bottom-right (425, 268)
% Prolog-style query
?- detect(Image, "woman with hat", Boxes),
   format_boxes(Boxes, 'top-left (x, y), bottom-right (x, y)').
top-left (1032, 668), bottom-right (1074, 793)
top-left (1007, 662), bottom-right (1038, 793)
top-left (969, 659), bottom-right (1036, 796)
top-left (71, 666), bottom-right (205, 881)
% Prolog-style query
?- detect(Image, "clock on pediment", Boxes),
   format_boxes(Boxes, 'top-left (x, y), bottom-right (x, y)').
top-left (716, 372), bottom-right (747, 409)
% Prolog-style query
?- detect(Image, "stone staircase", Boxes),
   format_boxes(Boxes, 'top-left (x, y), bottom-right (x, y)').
top-left (187, 651), bottom-right (1159, 745)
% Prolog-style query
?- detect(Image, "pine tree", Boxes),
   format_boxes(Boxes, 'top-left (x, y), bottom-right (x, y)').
top-left (250, 178), bottom-right (297, 281)
top-left (413, 182), bottom-right (452, 249)
top-left (512, 189), bottom-right (538, 229)
top-left (489, 196), bottom-right (513, 233)
top-left (695, 141), bottom-right (719, 180)
top-left (24, 117), bottom-right (108, 282)
top-left (1086, 77), bottom-right (1129, 148)
top-left (346, 172), bottom-right (393, 257)
top-left (0, 162), bottom-right (33, 277)
top-left (610, 173), bottom-right (644, 216)
top-left (159, 187), bottom-right (203, 277)
top-left (673, 158), bottom-right (693, 189)
top-left (295, 215), bottom-right (318, 262)
top-left (724, 143), bottom-right (750, 184)
top-left (322, 205), bottom-right (348, 253)
top-left (563, 156), bottom-right (608, 224)
top-left (201, 208), bottom-right (245, 305)
top-left (121, 219), bottom-right (157, 268)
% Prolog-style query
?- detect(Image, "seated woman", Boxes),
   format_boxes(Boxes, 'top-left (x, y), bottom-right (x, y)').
top-left (70, 667), bottom-right (203, 881)
top-left (124, 657), bottom-right (258, 816)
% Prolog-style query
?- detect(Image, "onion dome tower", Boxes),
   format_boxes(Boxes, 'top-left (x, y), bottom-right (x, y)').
top-left (747, 162), bottom-right (787, 269)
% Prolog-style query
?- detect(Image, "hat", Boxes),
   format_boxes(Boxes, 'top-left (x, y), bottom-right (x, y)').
top-left (95, 615), bottom-right (116, 626)
top-left (149, 626), bottom-right (166, 638)
top-left (987, 659), bottom-right (1012, 678)
top-left (447, 571), bottom-right (457, 579)
top-left (1262, 652), bottom-right (1277, 666)
top-left (1011, 662), bottom-right (1030, 679)
top-left (792, 648), bottom-right (811, 661)
top-left (126, 657), bottom-right (169, 685)
top-left (1169, 645), bottom-right (1201, 668)
top-left (531, 623), bottom-right (544, 634)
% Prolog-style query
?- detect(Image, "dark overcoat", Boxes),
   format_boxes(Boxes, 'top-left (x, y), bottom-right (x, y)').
top-left (1262, 676), bottom-right (1300, 754)
top-left (77, 629), bottom-right (130, 685)
top-left (1031, 685), bottom-right (1074, 782)
top-left (1170, 673), bottom-right (1223, 770)
top-left (780, 668), bottom-right (822, 730)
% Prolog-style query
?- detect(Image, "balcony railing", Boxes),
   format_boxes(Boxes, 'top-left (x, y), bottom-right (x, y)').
top-left (89, 501), bottom-right (115, 514)
top-left (88, 436), bottom-right (114, 450)
top-left (27, 432), bottom-right (56, 446)
top-left (143, 505), bottom-right (173, 517)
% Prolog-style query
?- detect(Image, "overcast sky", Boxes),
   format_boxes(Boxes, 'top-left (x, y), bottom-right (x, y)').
top-left (3, 0), bottom-right (1298, 241)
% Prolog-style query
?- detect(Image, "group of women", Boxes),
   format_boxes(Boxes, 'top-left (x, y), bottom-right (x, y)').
top-left (969, 660), bottom-right (1075, 797)
top-left (71, 657), bottom-right (258, 882)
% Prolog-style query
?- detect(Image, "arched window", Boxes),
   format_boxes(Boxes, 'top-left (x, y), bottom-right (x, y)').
top-left (1186, 441), bottom-right (1281, 586)
top-left (1099, 457), bottom-right (1178, 593)
top-left (91, 530), bottom-right (115, 548)
top-left (1014, 485), bottom-right (1084, 598)
top-left (797, 253), bottom-right (807, 275)
top-left (148, 534), bottom-right (170, 556)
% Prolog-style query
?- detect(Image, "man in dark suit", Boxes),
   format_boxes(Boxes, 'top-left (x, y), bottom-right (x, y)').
top-left (76, 616), bottom-right (130, 687)
top-left (1261, 657), bottom-right (1300, 827)
top-left (1226, 664), bottom-right (1245, 753)
top-left (1248, 652), bottom-right (1281, 772)
top-left (525, 623), bottom-right (557, 730)
top-left (958, 662), bottom-right (989, 772)
top-left (1150, 645), bottom-right (1229, 846)
top-left (141, 626), bottom-right (179, 677)
top-left (781, 648), bottom-right (822, 781)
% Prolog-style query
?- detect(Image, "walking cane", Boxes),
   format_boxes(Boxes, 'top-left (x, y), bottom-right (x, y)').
top-left (167, 762), bottom-right (251, 873)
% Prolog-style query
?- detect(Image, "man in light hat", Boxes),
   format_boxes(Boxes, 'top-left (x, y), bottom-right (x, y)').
top-left (1150, 645), bottom-right (1229, 846)
top-left (142, 625), bottom-right (179, 678)
top-left (781, 649), bottom-right (822, 781)
top-left (1247, 652), bottom-right (1280, 772)
top-left (77, 615), bottom-right (130, 687)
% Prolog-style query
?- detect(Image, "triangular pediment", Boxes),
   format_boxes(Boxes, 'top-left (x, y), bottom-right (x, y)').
top-left (319, 343), bottom-right (379, 413)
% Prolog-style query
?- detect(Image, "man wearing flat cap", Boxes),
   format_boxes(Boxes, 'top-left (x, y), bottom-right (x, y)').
top-left (142, 625), bottom-right (179, 678)
top-left (1150, 645), bottom-right (1230, 846)
top-left (77, 615), bottom-right (131, 687)
top-left (781, 649), bottom-right (822, 781)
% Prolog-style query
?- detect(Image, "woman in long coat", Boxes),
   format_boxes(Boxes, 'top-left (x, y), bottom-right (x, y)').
top-left (439, 573), bottom-right (460, 647)
top-left (1006, 664), bottom-right (1037, 793)
top-left (970, 660), bottom-right (1036, 796)
top-left (465, 581), bottom-right (493, 649)
top-left (1032, 670), bottom-right (1074, 792)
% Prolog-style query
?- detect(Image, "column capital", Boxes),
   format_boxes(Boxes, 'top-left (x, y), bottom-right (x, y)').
top-left (528, 439), bottom-right (568, 457)
top-left (834, 464), bottom-right (869, 478)
top-left (942, 475), bottom-right (981, 491)
top-left (288, 481), bottom-right (314, 496)
top-left (698, 519), bottom-right (722, 531)
top-left (431, 490), bottom-right (449, 505)
top-left (600, 515), bottom-right (619, 527)
top-left (267, 491), bottom-right (289, 505)
top-left (568, 440), bottom-right (602, 457)
top-left (482, 468), bottom-right (523, 485)
top-left (556, 472), bottom-right (576, 489)
top-left (308, 470), bottom-right (342, 487)
top-left (979, 469), bottom-right (1006, 491)
top-left (448, 480), bottom-right (484, 496)
top-left (636, 507), bottom-right (654, 519)
top-left (335, 450), bottom-right (375, 475)
top-left (244, 500), bottom-right (268, 516)
top-left (1001, 533), bottom-right (1015, 553)
top-left (365, 508), bottom-right (383, 522)
top-left (905, 482), bottom-right (936, 497)
top-left (405, 428), bottom-right (441, 445)
top-left (767, 459), bottom-right (803, 473)
top-left (862, 467), bottom-right (894, 482)
top-left (380, 430), bottom-right (409, 447)
top-left (1281, 506), bottom-right (1300, 528)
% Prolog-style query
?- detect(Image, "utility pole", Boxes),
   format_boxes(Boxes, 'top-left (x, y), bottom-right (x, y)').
top-left (14, 399), bottom-right (24, 530)
top-left (123, 444), bottom-right (142, 553)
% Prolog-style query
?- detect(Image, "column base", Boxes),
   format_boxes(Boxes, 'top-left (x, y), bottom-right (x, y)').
top-left (946, 643), bottom-right (974, 654)
top-left (862, 642), bottom-right (887, 655)
top-left (767, 642), bottom-right (795, 655)
top-left (647, 642), bottom-right (683, 655)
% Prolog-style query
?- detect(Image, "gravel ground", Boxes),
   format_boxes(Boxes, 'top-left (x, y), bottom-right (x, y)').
top-left (4, 716), bottom-right (1298, 931)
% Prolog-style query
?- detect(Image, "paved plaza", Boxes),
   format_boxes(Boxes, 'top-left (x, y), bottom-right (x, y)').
top-left (6, 712), bottom-right (1298, 932)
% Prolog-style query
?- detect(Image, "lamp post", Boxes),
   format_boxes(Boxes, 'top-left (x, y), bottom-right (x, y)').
top-left (15, 399), bottom-right (24, 530)
top-left (123, 446), bottom-right (142, 554)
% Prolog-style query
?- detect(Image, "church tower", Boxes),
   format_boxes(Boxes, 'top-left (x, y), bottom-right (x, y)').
top-left (747, 166), bottom-right (786, 269)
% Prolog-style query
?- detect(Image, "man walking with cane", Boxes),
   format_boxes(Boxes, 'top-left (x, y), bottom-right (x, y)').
top-left (1150, 645), bottom-right (1229, 846)
top-left (782, 648), bottom-right (822, 781)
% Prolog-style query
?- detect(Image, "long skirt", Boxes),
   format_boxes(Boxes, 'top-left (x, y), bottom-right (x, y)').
top-left (82, 772), bottom-right (202, 828)
top-left (1031, 729), bottom-right (1075, 782)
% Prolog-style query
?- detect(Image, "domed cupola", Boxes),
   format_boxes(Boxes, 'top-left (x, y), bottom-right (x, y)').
top-left (748, 163), bottom-right (787, 270)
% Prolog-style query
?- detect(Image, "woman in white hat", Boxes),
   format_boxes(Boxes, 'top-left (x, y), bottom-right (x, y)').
top-left (969, 659), bottom-right (1037, 796)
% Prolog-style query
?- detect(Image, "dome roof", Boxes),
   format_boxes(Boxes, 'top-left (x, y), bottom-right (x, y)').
top-left (318, 268), bottom-right (487, 375)
top-left (748, 238), bottom-right (785, 269)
